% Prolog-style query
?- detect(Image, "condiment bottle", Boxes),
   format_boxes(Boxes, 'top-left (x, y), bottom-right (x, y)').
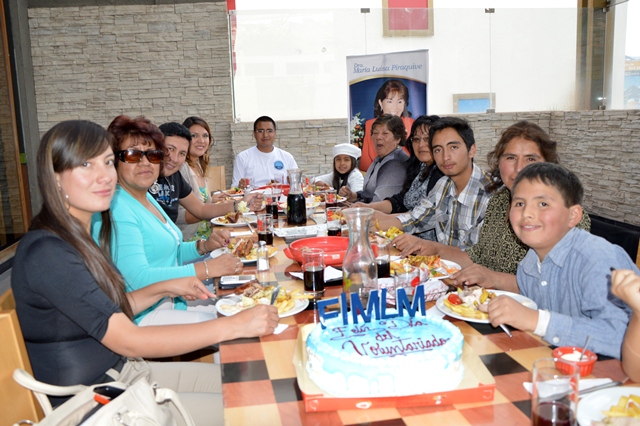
top-left (256, 240), bottom-right (270, 271)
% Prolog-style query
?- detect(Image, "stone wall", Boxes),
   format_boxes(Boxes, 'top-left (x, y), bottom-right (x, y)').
top-left (27, 3), bottom-right (640, 226)
top-left (28, 2), bottom-right (236, 180)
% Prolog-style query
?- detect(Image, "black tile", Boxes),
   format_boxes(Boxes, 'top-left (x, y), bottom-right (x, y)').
top-left (512, 399), bottom-right (532, 419)
top-left (271, 378), bottom-right (303, 403)
top-left (468, 321), bottom-right (507, 335)
top-left (221, 360), bottom-right (270, 383)
top-left (219, 337), bottom-right (261, 346)
top-left (479, 353), bottom-right (528, 376)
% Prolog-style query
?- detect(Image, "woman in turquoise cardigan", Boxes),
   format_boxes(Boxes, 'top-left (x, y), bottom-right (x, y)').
top-left (93, 115), bottom-right (243, 326)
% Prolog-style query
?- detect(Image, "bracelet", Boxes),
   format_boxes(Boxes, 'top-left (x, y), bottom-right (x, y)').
top-left (203, 260), bottom-right (210, 280)
top-left (197, 239), bottom-right (207, 255)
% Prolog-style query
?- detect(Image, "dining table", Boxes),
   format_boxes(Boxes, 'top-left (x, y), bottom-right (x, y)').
top-left (211, 211), bottom-right (636, 426)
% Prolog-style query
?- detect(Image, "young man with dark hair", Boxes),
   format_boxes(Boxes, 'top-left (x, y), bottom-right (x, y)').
top-left (379, 117), bottom-right (493, 250)
top-left (231, 116), bottom-right (298, 188)
top-left (489, 162), bottom-right (634, 358)
top-left (150, 122), bottom-right (263, 232)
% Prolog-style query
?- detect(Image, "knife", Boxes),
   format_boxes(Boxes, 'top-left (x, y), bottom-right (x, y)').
top-left (579, 380), bottom-right (624, 396)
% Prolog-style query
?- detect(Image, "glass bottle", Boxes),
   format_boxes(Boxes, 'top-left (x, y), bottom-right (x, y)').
top-left (341, 207), bottom-right (377, 305)
top-left (287, 168), bottom-right (307, 225)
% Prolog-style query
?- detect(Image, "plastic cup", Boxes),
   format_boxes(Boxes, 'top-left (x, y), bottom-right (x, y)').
top-left (531, 357), bottom-right (578, 426)
top-left (302, 248), bottom-right (325, 296)
top-left (257, 213), bottom-right (273, 245)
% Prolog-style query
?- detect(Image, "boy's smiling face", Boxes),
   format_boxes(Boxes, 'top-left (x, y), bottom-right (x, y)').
top-left (509, 178), bottom-right (582, 260)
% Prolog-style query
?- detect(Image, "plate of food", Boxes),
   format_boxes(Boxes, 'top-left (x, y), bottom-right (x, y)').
top-left (577, 388), bottom-right (640, 426)
top-left (210, 212), bottom-right (256, 227)
top-left (435, 286), bottom-right (538, 323)
top-left (224, 187), bottom-right (244, 196)
top-left (211, 238), bottom-right (278, 264)
top-left (390, 255), bottom-right (461, 280)
top-left (215, 283), bottom-right (311, 318)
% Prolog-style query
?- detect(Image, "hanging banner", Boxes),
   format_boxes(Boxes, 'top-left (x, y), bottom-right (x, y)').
top-left (346, 49), bottom-right (429, 171)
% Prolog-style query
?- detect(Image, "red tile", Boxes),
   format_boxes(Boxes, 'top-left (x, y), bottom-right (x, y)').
top-left (220, 342), bottom-right (265, 363)
top-left (277, 401), bottom-right (344, 426)
top-left (591, 359), bottom-right (627, 381)
top-left (493, 372), bottom-right (531, 402)
top-left (223, 380), bottom-right (276, 408)
top-left (459, 402), bottom-right (531, 426)
top-left (485, 331), bottom-right (545, 352)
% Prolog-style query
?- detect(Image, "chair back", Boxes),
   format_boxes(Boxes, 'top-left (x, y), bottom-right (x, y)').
top-left (206, 165), bottom-right (226, 192)
top-left (0, 289), bottom-right (44, 423)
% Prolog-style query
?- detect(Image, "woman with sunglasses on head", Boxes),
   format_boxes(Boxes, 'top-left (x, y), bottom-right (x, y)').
top-left (13, 120), bottom-right (279, 425)
top-left (92, 115), bottom-right (243, 326)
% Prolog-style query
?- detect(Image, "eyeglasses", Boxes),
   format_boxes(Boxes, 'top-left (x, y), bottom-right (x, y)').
top-left (116, 149), bottom-right (164, 164)
top-left (411, 136), bottom-right (430, 145)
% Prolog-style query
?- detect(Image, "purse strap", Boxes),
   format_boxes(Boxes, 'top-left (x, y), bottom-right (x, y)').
top-left (154, 385), bottom-right (196, 426)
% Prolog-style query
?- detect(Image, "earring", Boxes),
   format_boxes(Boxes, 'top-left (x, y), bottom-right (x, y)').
top-left (149, 180), bottom-right (161, 194)
top-left (59, 187), bottom-right (70, 210)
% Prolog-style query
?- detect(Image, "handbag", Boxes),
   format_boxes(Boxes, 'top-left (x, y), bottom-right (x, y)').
top-left (12, 368), bottom-right (195, 426)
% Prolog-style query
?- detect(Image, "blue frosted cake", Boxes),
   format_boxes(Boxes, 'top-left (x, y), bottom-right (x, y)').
top-left (305, 313), bottom-right (465, 397)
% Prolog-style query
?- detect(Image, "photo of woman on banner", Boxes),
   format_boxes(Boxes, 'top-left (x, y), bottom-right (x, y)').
top-left (357, 79), bottom-right (415, 172)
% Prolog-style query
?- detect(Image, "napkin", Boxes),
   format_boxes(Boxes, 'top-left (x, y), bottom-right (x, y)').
top-left (289, 266), bottom-right (343, 282)
top-left (230, 231), bottom-right (253, 237)
top-left (274, 324), bottom-right (288, 335)
top-left (523, 378), bottom-right (612, 395)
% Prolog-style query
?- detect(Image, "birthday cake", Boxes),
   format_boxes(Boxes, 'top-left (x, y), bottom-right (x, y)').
top-left (305, 312), bottom-right (465, 397)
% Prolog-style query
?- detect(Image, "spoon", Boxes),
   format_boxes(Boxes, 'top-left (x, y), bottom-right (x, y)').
top-left (579, 335), bottom-right (592, 361)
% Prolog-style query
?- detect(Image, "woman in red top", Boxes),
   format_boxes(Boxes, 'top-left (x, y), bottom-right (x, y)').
top-left (360, 79), bottom-right (413, 172)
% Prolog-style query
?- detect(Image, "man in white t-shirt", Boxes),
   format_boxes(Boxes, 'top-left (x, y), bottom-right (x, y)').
top-left (232, 116), bottom-right (298, 188)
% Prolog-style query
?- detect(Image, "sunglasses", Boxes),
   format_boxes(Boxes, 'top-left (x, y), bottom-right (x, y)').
top-left (116, 149), bottom-right (164, 164)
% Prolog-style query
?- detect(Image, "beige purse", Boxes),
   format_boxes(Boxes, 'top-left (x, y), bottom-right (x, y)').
top-left (12, 368), bottom-right (194, 426)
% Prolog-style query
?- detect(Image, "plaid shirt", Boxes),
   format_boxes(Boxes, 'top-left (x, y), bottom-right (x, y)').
top-left (397, 163), bottom-right (493, 250)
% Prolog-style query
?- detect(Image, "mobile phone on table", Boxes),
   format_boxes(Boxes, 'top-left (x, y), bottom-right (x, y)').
top-left (219, 275), bottom-right (256, 289)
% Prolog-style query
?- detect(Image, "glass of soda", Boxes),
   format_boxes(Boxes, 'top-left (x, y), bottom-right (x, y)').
top-left (257, 213), bottom-right (274, 245)
top-left (371, 235), bottom-right (391, 278)
top-left (531, 358), bottom-right (578, 426)
top-left (302, 248), bottom-right (325, 296)
top-left (326, 207), bottom-right (342, 236)
top-left (325, 189), bottom-right (338, 209)
top-left (266, 186), bottom-right (281, 219)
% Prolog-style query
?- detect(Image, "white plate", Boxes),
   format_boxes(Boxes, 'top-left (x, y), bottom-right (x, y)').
top-left (577, 387), bottom-right (640, 426)
top-left (431, 259), bottom-right (462, 280)
top-left (210, 214), bottom-right (257, 227)
top-left (435, 290), bottom-right (538, 324)
top-left (210, 246), bottom-right (277, 264)
top-left (215, 297), bottom-right (309, 318)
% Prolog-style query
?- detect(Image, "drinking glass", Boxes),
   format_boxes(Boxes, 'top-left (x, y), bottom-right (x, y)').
top-left (302, 248), bottom-right (325, 296)
top-left (326, 207), bottom-right (342, 236)
top-left (325, 189), bottom-right (338, 209)
top-left (371, 236), bottom-right (391, 278)
top-left (531, 358), bottom-right (578, 426)
top-left (394, 264), bottom-right (419, 297)
top-left (257, 213), bottom-right (274, 246)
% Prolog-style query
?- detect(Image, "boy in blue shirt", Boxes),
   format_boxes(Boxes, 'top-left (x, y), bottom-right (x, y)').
top-left (488, 162), bottom-right (634, 358)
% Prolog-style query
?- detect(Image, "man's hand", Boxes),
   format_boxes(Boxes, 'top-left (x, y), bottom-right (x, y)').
top-left (393, 233), bottom-right (436, 257)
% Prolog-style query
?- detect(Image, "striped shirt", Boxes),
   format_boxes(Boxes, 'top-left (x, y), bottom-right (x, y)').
top-left (397, 163), bottom-right (493, 250)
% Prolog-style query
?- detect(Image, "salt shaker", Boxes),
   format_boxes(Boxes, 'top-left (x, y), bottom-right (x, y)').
top-left (256, 240), bottom-right (270, 271)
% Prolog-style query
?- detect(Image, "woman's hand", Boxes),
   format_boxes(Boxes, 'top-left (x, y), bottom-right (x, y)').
top-left (165, 277), bottom-right (215, 301)
top-left (243, 192), bottom-right (265, 212)
top-left (234, 304), bottom-right (280, 337)
top-left (206, 254), bottom-right (243, 277)
top-left (612, 269), bottom-right (640, 313)
top-left (339, 186), bottom-right (357, 202)
top-left (450, 264), bottom-right (493, 288)
top-left (205, 229), bottom-right (231, 251)
top-left (210, 192), bottom-right (228, 204)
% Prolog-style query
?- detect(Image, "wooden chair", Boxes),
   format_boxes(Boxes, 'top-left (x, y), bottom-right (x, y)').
top-left (205, 165), bottom-right (226, 193)
top-left (0, 289), bottom-right (44, 423)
